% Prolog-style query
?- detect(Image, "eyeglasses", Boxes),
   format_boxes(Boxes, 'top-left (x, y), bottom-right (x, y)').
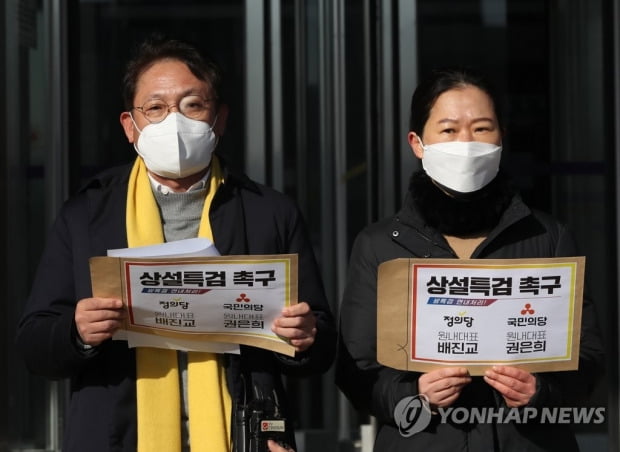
top-left (132, 95), bottom-right (216, 123)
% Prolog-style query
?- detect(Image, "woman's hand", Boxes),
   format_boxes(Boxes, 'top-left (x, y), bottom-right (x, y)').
top-left (418, 367), bottom-right (471, 409)
top-left (484, 365), bottom-right (536, 407)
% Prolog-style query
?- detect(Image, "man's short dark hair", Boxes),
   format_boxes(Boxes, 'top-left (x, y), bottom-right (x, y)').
top-left (122, 34), bottom-right (224, 110)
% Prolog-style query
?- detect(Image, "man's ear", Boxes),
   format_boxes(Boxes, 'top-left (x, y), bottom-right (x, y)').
top-left (408, 131), bottom-right (424, 159)
top-left (213, 104), bottom-right (229, 137)
top-left (120, 112), bottom-right (136, 143)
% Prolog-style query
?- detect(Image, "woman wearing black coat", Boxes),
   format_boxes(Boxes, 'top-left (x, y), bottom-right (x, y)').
top-left (336, 68), bottom-right (605, 451)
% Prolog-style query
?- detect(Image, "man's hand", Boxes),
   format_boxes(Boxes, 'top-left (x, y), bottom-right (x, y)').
top-left (418, 367), bottom-right (471, 409)
top-left (271, 301), bottom-right (317, 352)
top-left (483, 365), bottom-right (536, 407)
top-left (74, 297), bottom-right (125, 346)
top-left (267, 440), bottom-right (294, 452)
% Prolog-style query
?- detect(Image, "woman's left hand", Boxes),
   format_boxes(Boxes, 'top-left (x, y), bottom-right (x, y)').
top-left (271, 301), bottom-right (317, 352)
top-left (483, 365), bottom-right (536, 407)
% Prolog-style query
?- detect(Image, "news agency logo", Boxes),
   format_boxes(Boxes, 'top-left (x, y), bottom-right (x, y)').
top-left (393, 394), bottom-right (433, 437)
top-left (393, 396), bottom-right (606, 438)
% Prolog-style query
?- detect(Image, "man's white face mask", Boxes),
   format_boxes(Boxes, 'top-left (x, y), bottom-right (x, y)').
top-left (419, 139), bottom-right (502, 193)
top-left (132, 112), bottom-right (218, 179)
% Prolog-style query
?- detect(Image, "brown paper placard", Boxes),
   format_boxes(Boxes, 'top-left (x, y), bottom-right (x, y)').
top-left (90, 254), bottom-right (298, 356)
top-left (377, 257), bottom-right (584, 375)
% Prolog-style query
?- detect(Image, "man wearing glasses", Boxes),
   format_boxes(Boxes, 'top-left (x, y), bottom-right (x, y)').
top-left (17, 35), bottom-right (335, 452)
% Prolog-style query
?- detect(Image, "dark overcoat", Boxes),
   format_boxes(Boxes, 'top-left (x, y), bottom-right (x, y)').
top-left (18, 158), bottom-right (336, 451)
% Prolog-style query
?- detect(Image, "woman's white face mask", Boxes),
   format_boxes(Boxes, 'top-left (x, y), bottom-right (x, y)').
top-left (419, 139), bottom-right (502, 193)
top-left (132, 112), bottom-right (218, 179)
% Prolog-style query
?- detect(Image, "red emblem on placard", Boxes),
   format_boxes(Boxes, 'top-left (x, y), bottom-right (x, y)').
top-left (520, 303), bottom-right (535, 315)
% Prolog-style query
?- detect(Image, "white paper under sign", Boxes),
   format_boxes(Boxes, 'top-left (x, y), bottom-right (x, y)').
top-left (107, 237), bottom-right (220, 258)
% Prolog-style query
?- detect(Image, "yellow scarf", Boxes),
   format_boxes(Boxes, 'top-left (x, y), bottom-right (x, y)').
top-left (126, 156), bottom-right (232, 452)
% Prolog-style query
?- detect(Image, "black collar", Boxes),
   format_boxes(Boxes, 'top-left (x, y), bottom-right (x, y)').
top-left (405, 170), bottom-right (518, 236)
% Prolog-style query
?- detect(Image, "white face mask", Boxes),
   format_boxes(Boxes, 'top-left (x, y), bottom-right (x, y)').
top-left (420, 140), bottom-right (502, 193)
top-left (132, 112), bottom-right (218, 179)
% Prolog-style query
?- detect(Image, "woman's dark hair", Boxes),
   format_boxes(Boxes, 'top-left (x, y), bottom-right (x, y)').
top-left (122, 33), bottom-right (224, 110)
top-left (408, 67), bottom-right (503, 135)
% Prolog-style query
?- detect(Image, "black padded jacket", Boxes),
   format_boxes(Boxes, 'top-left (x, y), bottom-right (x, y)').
top-left (337, 191), bottom-right (605, 452)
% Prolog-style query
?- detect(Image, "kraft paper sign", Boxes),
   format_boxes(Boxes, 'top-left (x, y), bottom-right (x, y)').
top-left (90, 254), bottom-right (297, 356)
top-left (377, 257), bottom-right (584, 375)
